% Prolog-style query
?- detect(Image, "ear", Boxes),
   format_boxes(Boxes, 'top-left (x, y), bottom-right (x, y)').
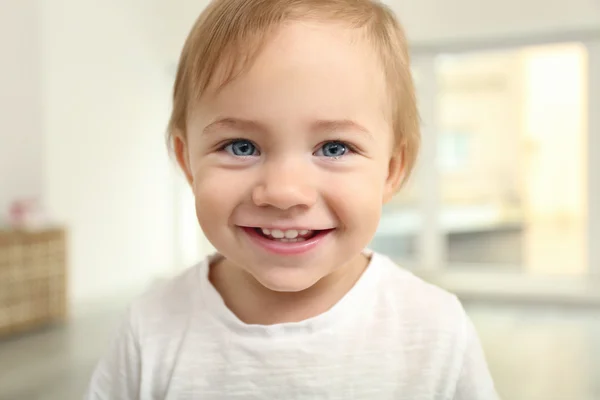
top-left (174, 132), bottom-right (194, 186)
top-left (383, 145), bottom-right (406, 204)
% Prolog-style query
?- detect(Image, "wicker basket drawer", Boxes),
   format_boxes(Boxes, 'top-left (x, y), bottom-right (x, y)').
top-left (0, 228), bottom-right (67, 337)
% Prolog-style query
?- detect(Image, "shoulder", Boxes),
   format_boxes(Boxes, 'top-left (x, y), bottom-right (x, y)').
top-left (126, 255), bottom-right (213, 339)
top-left (368, 252), bottom-right (497, 398)
top-left (369, 251), bottom-right (469, 334)
top-left (369, 252), bottom-right (474, 380)
top-left (86, 257), bottom-right (216, 398)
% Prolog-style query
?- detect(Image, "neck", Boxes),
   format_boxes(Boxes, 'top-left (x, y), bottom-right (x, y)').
top-left (209, 253), bottom-right (370, 325)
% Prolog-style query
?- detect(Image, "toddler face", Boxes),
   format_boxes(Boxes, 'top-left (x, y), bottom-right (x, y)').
top-left (180, 21), bottom-right (402, 292)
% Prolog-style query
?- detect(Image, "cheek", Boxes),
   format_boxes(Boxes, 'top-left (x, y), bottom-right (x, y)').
top-left (338, 159), bottom-right (388, 198)
top-left (191, 165), bottom-right (249, 227)
top-left (324, 162), bottom-right (386, 226)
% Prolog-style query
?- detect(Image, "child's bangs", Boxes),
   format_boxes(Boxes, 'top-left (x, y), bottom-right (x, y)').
top-left (189, 30), bottom-right (275, 101)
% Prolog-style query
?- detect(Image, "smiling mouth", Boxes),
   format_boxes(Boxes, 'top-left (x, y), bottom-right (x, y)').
top-left (254, 228), bottom-right (322, 242)
top-left (240, 226), bottom-right (335, 255)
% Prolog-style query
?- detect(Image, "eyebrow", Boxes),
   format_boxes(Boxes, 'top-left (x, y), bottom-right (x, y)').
top-left (202, 117), bottom-right (267, 135)
top-left (202, 117), bottom-right (373, 139)
top-left (310, 119), bottom-right (374, 140)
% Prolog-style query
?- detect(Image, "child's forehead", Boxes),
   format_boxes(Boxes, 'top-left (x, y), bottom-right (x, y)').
top-left (197, 21), bottom-right (379, 91)
top-left (197, 21), bottom-right (386, 105)
top-left (187, 24), bottom-right (393, 145)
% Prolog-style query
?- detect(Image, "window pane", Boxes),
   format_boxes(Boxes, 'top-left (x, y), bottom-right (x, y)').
top-left (437, 43), bottom-right (588, 276)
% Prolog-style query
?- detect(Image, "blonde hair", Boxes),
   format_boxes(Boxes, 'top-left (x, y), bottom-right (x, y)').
top-left (168, 0), bottom-right (420, 183)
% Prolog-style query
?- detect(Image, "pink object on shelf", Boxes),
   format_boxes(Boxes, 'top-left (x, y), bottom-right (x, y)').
top-left (8, 199), bottom-right (45, 229)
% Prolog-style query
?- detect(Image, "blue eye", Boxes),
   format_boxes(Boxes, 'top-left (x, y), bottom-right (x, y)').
top-left (316, 141), bottom-right (348, 158)
top-left (224, 140), bottom-right (258, 157)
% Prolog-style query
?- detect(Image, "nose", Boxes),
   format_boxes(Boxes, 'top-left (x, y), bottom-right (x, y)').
top-left (252, 158), bottom-right (317, 210)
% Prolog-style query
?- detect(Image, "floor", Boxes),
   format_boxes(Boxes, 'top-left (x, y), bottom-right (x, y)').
top-left (0, 308), bottom-right (121, 400)
top-left (0, 301), bottom-right (599, 400)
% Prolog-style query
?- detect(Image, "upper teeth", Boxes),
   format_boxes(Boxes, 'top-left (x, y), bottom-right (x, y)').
top-left (262, 228), bottom-right (310, 239)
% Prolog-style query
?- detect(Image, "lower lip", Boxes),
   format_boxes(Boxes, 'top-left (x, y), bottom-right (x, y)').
top-left (241, 227), bottom-right (333, 255)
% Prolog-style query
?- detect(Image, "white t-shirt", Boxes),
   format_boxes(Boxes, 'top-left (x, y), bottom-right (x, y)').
top-left (85, 251), bottom-right (498, 400)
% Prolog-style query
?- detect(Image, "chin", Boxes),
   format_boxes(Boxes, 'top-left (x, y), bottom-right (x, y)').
top-left (251, 268), bottom-right (323, 293)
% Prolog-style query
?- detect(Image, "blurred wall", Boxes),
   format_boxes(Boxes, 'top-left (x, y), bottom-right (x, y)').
top-left (0, 0), bottom-right (43, 216)
top-left (393, 0), bottom-right (600, 45)
top-left (39, 0), bottom-right (188, 308)
top-left (0, 0), bottom-right (213, 311)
